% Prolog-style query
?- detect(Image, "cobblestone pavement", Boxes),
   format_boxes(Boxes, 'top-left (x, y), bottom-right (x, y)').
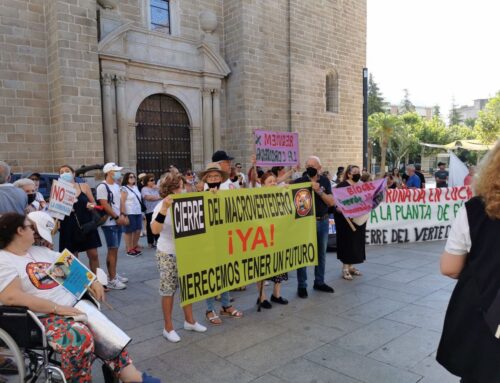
top-left (90, 238), bottom-right (459, 383)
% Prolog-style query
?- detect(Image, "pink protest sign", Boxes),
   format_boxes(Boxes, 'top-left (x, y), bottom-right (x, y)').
top-left (332, 178), bottom-right (387, 218)
top-left (254, 130), bottom-right (299, 167)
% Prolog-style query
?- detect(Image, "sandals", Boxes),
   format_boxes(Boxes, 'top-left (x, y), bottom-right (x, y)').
top-left (349, 267), bottom-right (362, 276)
top-left (205, 310), bottom-right (222, 326)
top-left (342, 268), bottom-right (353, 281)
top-left (220, 305), bottom-right (243, 318)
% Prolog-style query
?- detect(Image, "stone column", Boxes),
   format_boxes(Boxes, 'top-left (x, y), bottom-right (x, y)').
top-left (102, 73), bottom-right (115, 162)
top-left (115, 76), bottom-right (128, 166)
top-left (212, 89), bottom-right (221, 151)
top-left (202, 88), bottom-right (213, 164)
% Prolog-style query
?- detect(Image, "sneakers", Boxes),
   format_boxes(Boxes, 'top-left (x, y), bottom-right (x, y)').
top-left (256, 298), bottom-right (272, 309)
top-left (141, 372), bottom-right (161, 383)
top-left (183, 321), bottom-right (207, 332)
top-left (162, 329), bottom-right (181, 343)
top-left (115, 273), bottom-right (129, 283)
top-left (126, 248), bottom-right (142, 257)
top-left (313, 283), bottom-right (335, 293)
top-left (271, 295), bottom-right (289, 305)
top-left (107, 277), bottom-right (127, 290)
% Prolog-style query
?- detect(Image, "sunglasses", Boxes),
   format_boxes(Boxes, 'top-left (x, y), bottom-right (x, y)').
top-left (185, 172), bottom-right (193, 176)
top-left (129, 175), bottom-right (136, 179)
top-left (148, 179), bottom-right (155, 182)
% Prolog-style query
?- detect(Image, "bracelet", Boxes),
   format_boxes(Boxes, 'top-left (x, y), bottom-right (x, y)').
top-left (155, 212), bottom-right (166, 223)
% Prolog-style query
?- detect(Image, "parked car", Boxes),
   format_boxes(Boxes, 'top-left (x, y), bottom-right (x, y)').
top-left (327, 214), bottom-right (337, 251)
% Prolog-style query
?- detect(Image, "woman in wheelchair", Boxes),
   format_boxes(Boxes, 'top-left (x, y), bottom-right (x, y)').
top-left (0, 212), bottom-right (161, 383)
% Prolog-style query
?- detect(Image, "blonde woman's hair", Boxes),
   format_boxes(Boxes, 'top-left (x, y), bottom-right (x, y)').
top-left (474, 140), bottom-right (500, 219)
top-left (159, 172), bottom-right (183, 198)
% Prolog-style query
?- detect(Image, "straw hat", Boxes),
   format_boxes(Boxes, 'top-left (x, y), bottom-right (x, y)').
top-left (199, 162), bottom-right (229, 182)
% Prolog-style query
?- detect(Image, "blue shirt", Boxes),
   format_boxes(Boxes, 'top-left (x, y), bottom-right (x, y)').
top-left (0, 184), bottom-right (28, 215)
top-left (406, 174), bottom-right (421, 188)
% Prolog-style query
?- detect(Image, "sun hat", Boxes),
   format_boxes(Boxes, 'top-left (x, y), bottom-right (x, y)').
top-left (28, 211), bottom-right (55, 244)
top-left (199, 162), bottom-right (229, 182)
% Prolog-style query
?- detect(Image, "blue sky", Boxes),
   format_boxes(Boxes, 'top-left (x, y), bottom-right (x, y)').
top-left (367, 0), bottom-right (500, 118)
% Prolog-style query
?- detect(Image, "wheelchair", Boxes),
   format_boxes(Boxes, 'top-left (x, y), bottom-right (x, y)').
top-left (0, 300), bottom-right (117, 382)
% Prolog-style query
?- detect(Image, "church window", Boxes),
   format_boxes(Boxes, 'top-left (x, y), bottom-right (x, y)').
top-left (150, 0), bottom-right (170, 33)
top-left (326, 71), bottom-right (339, 113)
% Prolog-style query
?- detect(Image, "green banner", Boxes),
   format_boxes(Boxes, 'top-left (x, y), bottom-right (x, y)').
top-left (171, 183), bottom-right (318, 306)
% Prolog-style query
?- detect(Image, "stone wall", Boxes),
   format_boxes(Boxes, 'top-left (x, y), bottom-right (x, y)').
top-left (0, 0), bottom-right (52, 171)
top-left (0, 0), bottom-right (103, 173)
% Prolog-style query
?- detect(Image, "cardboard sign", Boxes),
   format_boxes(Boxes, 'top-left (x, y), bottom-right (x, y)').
top-left (48, 179), bottom-right (77, 217)
top-left (255, 129), bottom-right (299, 167)
top-left (172, 183), bottom-right (317, 306)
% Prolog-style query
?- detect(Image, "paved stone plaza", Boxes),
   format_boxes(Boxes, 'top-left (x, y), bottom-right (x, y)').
top-left (92, 239), bottom-right (460, 383)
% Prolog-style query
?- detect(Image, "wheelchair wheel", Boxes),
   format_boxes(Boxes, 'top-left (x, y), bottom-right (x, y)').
top-left (0, 327), bottom-right (26, 381)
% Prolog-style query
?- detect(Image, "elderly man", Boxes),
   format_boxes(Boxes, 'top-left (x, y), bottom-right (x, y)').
top-left (292, 156), bottom-right (335, 298)
top-left (0, 161), bottom-right (27, 215)
top-left (405, 164), bottom-right (421, 189)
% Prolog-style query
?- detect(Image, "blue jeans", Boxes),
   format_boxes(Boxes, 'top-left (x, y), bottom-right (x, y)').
top-left (297, 218), bottom-right (329, 289)
top-left (206, 292), bottom-right (231, 312)
top-left (101, 225), bottom-right (122, 249)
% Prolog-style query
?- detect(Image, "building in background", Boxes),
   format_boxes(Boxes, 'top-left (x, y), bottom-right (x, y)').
top-left (456, 98), bottom-right (489, 121)
top-left (0, 0), bottom-right (366, 176)
top-left (389, 104), bottom-right (434, 120)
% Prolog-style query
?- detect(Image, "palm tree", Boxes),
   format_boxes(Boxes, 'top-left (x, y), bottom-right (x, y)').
top-left (368, 113), bottom-right (400, 175)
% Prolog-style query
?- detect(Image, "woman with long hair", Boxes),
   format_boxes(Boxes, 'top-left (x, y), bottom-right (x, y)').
top-left (120, 172), bottom-right (143, 256)
top-left (437, 141), bottom-right (500, 382)
top-left (333, 165), bottom-right (367, 280)
top-left (57, 165), bottom-right (102, 273)
top-left (150, 173), bottom-right (207, 342)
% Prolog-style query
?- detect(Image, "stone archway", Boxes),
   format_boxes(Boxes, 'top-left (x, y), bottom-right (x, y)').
top-left (135, 94), bottom-right (191, 178)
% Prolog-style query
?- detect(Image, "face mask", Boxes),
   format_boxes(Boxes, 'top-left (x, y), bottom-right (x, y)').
top-left (27, 193), bottom-right (36, 204)
top-left (180, 189), bottom-right (188, 194)
top-left (352, 174), bottom-right (361, 182)
top-left (60, 172), bottom-right (73, 183)
top-left (306, 167), bottom-right (318, 177)
top-left (207, 182), bottom-right (221, 189)
top-left (112, 171), bottom-right (122, 180)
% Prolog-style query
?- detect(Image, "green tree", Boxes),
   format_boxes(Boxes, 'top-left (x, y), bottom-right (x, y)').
top-left (368, 74), bottom-right (387, 115)
top-left (433, 104), bottom-right (441, 118)
top-left (399, 88), bottom-right (415, 113)
top-left (475, 92), bottom-right (500, 143)
top-left (368, 113), bottom-right (400, 175)
top-left (464, 117), bottom-right (476, 128)
top-left (448, 97), bottom-right (463, 126)
top-left (390, 112), bottom-right (422, 167)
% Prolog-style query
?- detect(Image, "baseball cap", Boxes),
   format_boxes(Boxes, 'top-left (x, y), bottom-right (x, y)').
top-left (102, 162), bottom-right (123, 174)
top-left (28, 211), bottom-right (55, 244)
top-left (212, 150), bottom-right (234, 162)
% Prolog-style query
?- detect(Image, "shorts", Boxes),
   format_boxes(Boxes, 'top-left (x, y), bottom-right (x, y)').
top-left (101, 225), bottom-right (122, 249)
top-left (123, 214), bottom-right (142, 233)
top-left (156, 251), bottom-right (178, 296)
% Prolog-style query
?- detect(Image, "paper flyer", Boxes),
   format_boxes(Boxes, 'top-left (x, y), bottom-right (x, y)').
top-left (46, 249), bottom-right (96, 300)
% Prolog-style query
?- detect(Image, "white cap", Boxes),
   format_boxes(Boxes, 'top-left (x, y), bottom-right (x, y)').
top-left (28, 211), bottom-right (55, 244)
top-left (102, 162), bottom-right (123, 174)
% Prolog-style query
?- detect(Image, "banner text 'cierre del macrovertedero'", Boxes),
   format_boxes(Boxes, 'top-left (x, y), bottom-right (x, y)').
top-left (171, 183), bottom-right (318, 306)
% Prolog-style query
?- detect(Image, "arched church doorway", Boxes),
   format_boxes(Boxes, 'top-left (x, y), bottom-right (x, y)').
top-left (135, 94), bottom-right (191, 178)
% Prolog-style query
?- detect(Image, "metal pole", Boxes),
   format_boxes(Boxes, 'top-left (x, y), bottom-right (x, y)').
top-left (362, 68), bottom-right (368, 170)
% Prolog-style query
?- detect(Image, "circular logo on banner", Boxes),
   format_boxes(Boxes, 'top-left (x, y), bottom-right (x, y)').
top-left (294, 188), bottom-right (312, 217)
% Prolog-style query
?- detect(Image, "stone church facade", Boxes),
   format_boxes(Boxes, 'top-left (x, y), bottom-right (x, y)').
top-left (0, 0), bottom-right (366, 175)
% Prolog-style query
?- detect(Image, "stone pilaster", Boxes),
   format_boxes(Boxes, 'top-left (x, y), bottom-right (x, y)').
top-left (202, 88), bottom-right (214, 164)
top-left (115, 75), bottom-right (128, 166)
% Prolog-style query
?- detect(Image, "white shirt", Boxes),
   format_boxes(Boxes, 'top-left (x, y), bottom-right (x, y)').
top-left (96, 181), bottom-right (121, 226)
top-left (444, 205), bottom-right (471, 255)
top-left (121, 185), bottom-right (142, 215)
top-left (0, 246), bottom-right (76, 307)
top-left (152, 203), bottom-right (175, 254)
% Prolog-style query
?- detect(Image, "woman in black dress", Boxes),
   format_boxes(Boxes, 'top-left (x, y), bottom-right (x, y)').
top-left (57, 165), bottom-right (102, 273)
top-left (437, 141), bottom-right (500, 382)
top-left (333, 165), bottom-right (366, 280)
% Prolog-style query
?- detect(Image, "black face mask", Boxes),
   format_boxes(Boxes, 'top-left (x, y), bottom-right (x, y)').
top-left (230, 176), bottom-right (238, 182)
top-left (306, 167), bottom-right (318, 177)
top-left (27, 193), bottom-right (36, 204)
top-left (207, 182), bottom-right (222, 189)
top-left (352, 174), bottom-right (361, 182)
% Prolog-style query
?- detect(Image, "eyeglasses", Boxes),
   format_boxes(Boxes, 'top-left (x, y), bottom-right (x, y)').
top-left (185, 172), bottom-right (193, 176)
top-left (206, 175), bottom-right (222, 180)
top-left (129, 175), bottom-right (136, 179)
top-left (148, 179), bottom-right (155, 183)
top-left (236, 166), bottom-right (242, 169)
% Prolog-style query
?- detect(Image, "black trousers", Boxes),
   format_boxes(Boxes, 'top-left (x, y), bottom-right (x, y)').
top-left (145, 212), bottom-right (159, 245)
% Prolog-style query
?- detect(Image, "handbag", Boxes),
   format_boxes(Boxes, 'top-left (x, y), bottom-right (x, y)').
top-left (125, 186), bottom-right (147, 213)
top-left (74, 209), bottom-right (106, 236)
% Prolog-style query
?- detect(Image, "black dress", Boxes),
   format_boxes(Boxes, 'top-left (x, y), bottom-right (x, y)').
top-left (333, 180), bottom-right (366, 265)
top-left (59, 184), bottom-right (102, 253)
top-left (436, 197), bottom-right (500, 382)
